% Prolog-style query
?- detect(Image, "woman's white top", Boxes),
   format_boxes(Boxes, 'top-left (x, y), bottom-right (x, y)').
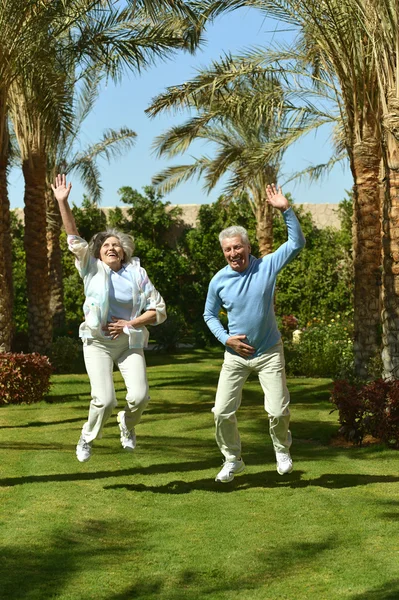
top-left (68, 235), bottom-right (167, 348)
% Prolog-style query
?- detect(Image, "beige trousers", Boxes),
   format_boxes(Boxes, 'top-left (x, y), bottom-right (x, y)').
top-left (212, 341), bottom-right (291, 462)
top-left (81, 335), bottom-right (149, 442)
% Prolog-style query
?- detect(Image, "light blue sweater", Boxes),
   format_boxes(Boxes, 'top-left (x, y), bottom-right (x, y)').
top-left (203, 208), bottom-right (306, 357)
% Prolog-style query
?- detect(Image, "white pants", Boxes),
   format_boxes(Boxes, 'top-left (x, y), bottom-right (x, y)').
top-left (81, 335), bottom-right (149, 442)
top-left (213, 341), bottom-right (291, 462)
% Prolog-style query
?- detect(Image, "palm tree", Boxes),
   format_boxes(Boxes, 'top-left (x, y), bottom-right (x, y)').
top-left (354, 0), bottom-right (399, 377)
top-left (293, 0), bottom-right (383, 377)
top-left (0, 0), bottom-right (52, 351)
top-left (170, 0), bottom-right (383, 376)
top-left (46, 73), bottom-right (137, 330)
top-left (0, 116), bottom-right (13, 352)
top-left (148, 61), bottom-right (291, 255)
top-left (7, 0), bottom-right (205, 353)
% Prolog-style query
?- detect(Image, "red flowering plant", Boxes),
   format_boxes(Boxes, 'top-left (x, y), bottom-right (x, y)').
top-left (330, 377), bottom-right (399, 448)
top-left (381, 382), bottom-right (399, 447)
top-left (280, 314), bottom-right (299, 342)
top-left (282, 314), bottom-right (299, 330)
top-left (360, 379), bottom-right (390, 440)
top-left (0, 353), bottom-right (53, 405)
top-left (330, 379), bottom-right (365, 444)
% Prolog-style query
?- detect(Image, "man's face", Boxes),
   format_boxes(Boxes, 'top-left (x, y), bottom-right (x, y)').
top-left (221, 235), bottom-right (251, 273)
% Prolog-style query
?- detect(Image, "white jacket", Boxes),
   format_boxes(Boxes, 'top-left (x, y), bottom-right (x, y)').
top-left (68, 235), bottom-right (167, 348)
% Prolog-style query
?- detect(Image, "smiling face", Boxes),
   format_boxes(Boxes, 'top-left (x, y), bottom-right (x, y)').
top-left (221, 235), bottom-right (251, 273)
top-left (99, 236), bottom-right (125, 271)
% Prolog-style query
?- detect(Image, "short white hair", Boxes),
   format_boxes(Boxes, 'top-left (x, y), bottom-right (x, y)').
top-left (219, 226), bottom-right (250, 246)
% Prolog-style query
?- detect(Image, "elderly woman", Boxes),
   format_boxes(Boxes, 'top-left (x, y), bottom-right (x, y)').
top-left (52, 174), bottom-right (166, 463)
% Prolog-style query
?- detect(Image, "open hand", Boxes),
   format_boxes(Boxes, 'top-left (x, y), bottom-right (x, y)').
top-left (51, 174), bottom-right (72, 203)
top-left (266, 183), bottom-right (289, 211)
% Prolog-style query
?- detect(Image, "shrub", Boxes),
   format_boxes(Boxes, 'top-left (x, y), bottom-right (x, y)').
top-left (285, 317), bottom-right (353, 378)
top-left (0, 353), bottom-right (53, 405)
top-left (330, 378), bottom-right (399, 448)
top-left (48, 336), bottom-right (82, 374)
top-left (149, 308), bottom-right (188, 351)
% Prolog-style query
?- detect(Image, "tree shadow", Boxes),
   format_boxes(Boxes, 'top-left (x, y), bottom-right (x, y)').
top-left (375, 499), bottom-right (399, 521)
top-left (105, 536), bottom-right (337, 600)
top-left (148, 377), bottom-right (220, 392)
top-left (0, 519), bottom-right (150, 600)
top-left (144, 399), bottom-right (214, 416)
top-left (349, 580), bottom-right (399, 600)
top-left (145, 349), bottom-right (224, 369)
top-left (0, 417), bottom-right (84, 429)
top-left (45, 393), bottom-right (89, 403)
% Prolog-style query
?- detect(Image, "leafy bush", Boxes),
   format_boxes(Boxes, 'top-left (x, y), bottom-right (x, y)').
top-left (330, 378), bottom-right (399, 448)
top-left (149, 308), bottom-right (188, 351)
top-left (10, 191), bottom-right (355, 355)
top-left (285, 317), bottom-right (353, 378)
top-left (0, 353), bottom-right (53, 405)
top-left (48, 336), bottom-right (82, 374)
top-left (10, 212), bottom-right (28, 333)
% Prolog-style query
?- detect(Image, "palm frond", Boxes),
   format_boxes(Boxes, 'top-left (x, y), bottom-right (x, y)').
top-left (77, 127), bottom-right (137, 163)
top-left (152, 159), bottom-right (212, 194)
top-left (68, 155), bottom-right (103, 203)
top-left (282, 152), bottom-right (347, 186)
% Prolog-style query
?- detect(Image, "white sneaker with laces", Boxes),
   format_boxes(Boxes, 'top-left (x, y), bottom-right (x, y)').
top-left (76, 435), bottom-right (92, 463)
top-left (276, 451), bottom-right (293, 475)
top-left (215, 459), bottom-right (245, 483)
top-left (117, 411), bottom-right (136, 451)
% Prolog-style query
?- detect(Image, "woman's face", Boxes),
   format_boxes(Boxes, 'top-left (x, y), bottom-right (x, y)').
top-left (99, 236), bottom-right (125, 271)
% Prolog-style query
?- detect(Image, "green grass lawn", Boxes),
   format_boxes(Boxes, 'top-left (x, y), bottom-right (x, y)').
top-left (1, 349), bottom-right (399, 600)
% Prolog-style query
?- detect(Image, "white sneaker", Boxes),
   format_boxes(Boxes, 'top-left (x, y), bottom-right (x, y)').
top-left (215, 459), bottom-right (245, 483)
top-left (276, 451), bottom-right (293, 475)
top-left (76, 435), bottom-right (92, 462)
top-left (117, 411), bottom-right (136, 451)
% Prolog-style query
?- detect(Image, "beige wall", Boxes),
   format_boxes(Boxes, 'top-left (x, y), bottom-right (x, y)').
top-left (11, 202), bottom-right (341, 230)
top-left (166, 203), bottom-right (341, 230)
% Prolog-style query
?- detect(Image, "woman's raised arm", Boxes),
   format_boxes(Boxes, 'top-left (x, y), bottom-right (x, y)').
top-left (51, 174), bottom-right (79, 236)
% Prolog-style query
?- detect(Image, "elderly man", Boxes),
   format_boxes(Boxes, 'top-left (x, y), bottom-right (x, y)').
top-left (203, 184), bottom-right (306, 483)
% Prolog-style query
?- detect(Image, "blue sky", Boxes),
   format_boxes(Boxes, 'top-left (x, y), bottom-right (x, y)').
top-left (8, 8), bottom-right (353, 210)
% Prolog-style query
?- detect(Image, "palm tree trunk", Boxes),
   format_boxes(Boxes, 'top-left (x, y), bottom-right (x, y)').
top-left (23, 153), bottom-right (52, 354)
top-left (380, 133), bottom-right (399, 379)
top-left (256, 199), bottom-right (274, 256)
top-left (351, 137), bottom-right (382, 378)
top-left (0, 108), bottom-right (13, 352)
top-left (46, 187), bottom-right (65, 331)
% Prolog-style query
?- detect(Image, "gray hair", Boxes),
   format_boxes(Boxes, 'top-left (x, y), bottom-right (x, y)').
top-left (89, 228), bottom-right (135, 263)
top-left (219, 225), bottom-right (250, 246)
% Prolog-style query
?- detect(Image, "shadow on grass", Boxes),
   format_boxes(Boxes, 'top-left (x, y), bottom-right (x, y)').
top-left (0, 524), bottom-right (337, 600)
top-left (45, 394), bottom-right (89, 403)
top-left (105, 537), bottom-right (336, 600)
top-left (0, 416), bottom-right (84, 429)
top-left (145, 348), bottom-right (224, 368)
top-left (0, 519), bottom-right (150, 600)
top-left (143, 400), bottom-right (215, 416)
top-left (104, 470), bottom-right (399, 495)
top-left (0, 456), bottom-right (220, 487)
top-left (376, 499), bottom-right (399, 521)
top-left (350, 580), bottom-right (399, 600)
